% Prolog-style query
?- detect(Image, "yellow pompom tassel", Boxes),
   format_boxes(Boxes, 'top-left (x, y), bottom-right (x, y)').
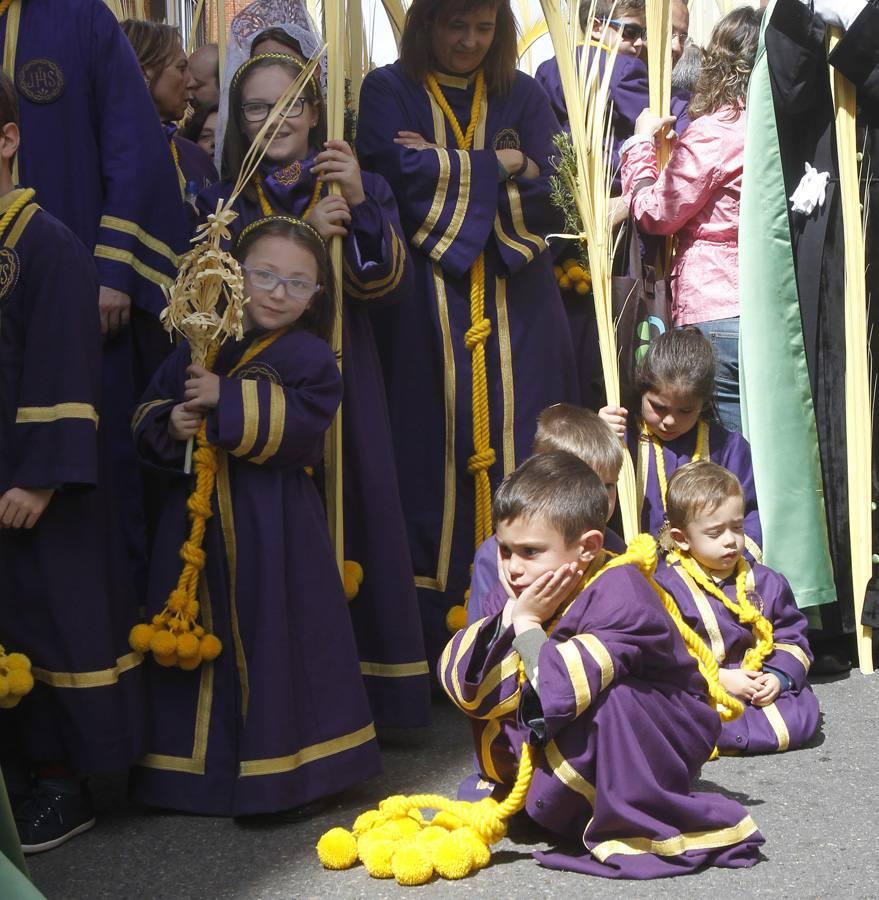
top-left (359, 837), bottom-right (397, 878)
top-left (353, 809), bottom-right (383, 835)
top-left (154, 652), bottom-right (178, 668)
top-left (343, 560), bottom-right (364, 601)
top-left (0, 675), bottom-right (9, 700)
top-left (391, 842), bottom-right (434, 886)
top-left (430, 833), bottom-right (472, 879)
top-left (128, 624), bottom-right (155, 654)
top-left (0, 644), bottom-right (35, 708)
top-left (150, 630), bottom-right (177, 657)
top-left (200, 634), bottom-right (222, 661)
top-left (451, 827), bottom-right (490, 869)
top-left (445, 605), bottom-right (468, 634)
top-left (0, 696), bottom-right (19, 709)
top-left (316, 827), bottom-right (358, 870)
top-left (176, 632), bottom-right (200, 659)
top-left (431, 810), bottom-right (463, 831)
top-left (178, 653), bottom-right (203, 671)
top-left (5, 653), bottom-right (31, 672)
top-left (7, 670), bottom-right (34, 697)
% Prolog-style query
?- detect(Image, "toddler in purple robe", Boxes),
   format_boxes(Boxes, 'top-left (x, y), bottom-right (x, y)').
top-left (657, 460), bottom-right (820, 754)
top-left (131, 217), bottom-right (381, 816)
top-left (600, 328), bottom-right (763, 560)
top-left (467, 403), bottom-right (626, 625)
top-left (440, 451), bottom-right (764, 877)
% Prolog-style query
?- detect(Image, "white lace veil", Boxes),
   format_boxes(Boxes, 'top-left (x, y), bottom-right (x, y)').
top-left (214, 0), bottom-right (327, 171)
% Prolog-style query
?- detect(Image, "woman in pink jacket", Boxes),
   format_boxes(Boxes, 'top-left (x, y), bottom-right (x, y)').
top-left (620, 7), bottom-right (762, 432)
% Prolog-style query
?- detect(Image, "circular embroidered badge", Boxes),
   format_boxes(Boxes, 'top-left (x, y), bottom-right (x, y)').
top-left (0, 248), bottom-right (20, 303)
top-left (16, 59), bottom-right (65, 104)
top-left (493, 128), bottom-right (521, 150)
top-left (273, 161), bottom-right (302, 186)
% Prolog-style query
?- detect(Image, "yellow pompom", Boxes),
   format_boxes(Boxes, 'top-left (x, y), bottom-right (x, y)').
top-left (388, 817), bottom-right (421, 838)
top-left (431, 832), bottom-right (473, 880)
top-left (562, 258), bottom-right (577, 272)
top-left (129, 623), bottom-right (155, 654)
top-left (199, 634), bottom-right (222, 661)
top-left (7, 669), bottom-right (33, 697)
top-left (167, 590), bottom-right (188, 613)
top-left (415, 826), bottom-right (448, 849)
top-left (185, 600), bottom-right (200, 618)
top-left (391, 842), bottom-right (434, 886)
top-left (193, 625), bottom-right (205, 638)
top-left (150, 629), bottom-right (177, 657)
top-left (430, 811), bottom-right (463, 831)
top-left (5, 653), bottom-right (31, 672)
top-left (352, 808), bottom-right (383, 836)
top-left (343, 560), bottom-right (364, 600)
top-left (567, 265), bottom-right (585, 280)
top-left (558, 275), bottom-right (571, 290)
top-left (0, 674), bottom-right (9, 700)
top-left (152, 613), bottom-right (166, 626)
top-left (316, 827), bottom-right (358, 870)
top-left (0, 695), bottom-right (20, 709)
top-left (178, 653), bottom-right (203, 671)
top-left (450, 827), bottom-right (490, 870)
top-left (154, 652), bottom-right (178, 668)
top-left (445, 604), bottom-right (467, 634)
top-left (575, 280), bottom-right (590, 295)
top-left (176, 632), bottom-right (200, 659)
top-left (552, 265), bottom-right (563, 279)
top-left (360, 837), bottom-right (397, 878)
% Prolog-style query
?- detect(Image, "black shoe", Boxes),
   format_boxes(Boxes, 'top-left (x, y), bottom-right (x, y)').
top-left (15, 783), bottom-right (96, 854)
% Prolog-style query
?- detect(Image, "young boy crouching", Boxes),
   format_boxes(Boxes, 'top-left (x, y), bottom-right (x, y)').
top-left (440, 451), bottom-right (764, 878)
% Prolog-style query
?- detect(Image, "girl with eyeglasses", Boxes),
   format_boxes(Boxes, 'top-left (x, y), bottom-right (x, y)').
top-left (130, 216), bottom-right (383, 817)
top-left (196, 52), bottom-right (431, 734)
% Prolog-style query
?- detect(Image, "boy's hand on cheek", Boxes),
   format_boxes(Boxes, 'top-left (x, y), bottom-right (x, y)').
top-left (512, 562), bottom-right (582, 634)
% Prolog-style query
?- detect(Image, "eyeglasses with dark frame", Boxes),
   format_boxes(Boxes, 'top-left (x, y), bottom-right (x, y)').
top-left (605, 19), bottom-right (648, 42)
top-left (240, 96), bottom-right (309, 124)
top-left (243, 266), bottom-right (321, 301)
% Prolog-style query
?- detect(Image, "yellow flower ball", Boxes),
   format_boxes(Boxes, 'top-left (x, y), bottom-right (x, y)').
top-left (575, 280), bottom-right (590, 295)
top-left (562, 258), bottom-right (578, 272)
top-left (316, 827), bottom-right (358, 870)
top-left (150, 629), bottom-right (177, 657)
top-left (431, 832), bottom-right (473, 880)
top-left (193, 625), bottom-right (205, 638)
top-left (200, 634), bottom-right (222, 661)
top-left (167, 590), bottom-right (187, 613)
top-left (0, 674), bottom-right (9, 700)
top-left (558, 275), bottom-right (571, 290)
top-left (344, 560), bottom-right (364, 585)
top-left (445, 605), bottom-right (467, 634)
top-left (388, 817), bottom-right (421, 838)
top-left (154, 652), bottom-right (178, 668)
top-left (391, 842), bottom-right (434, 886)
top-left (129, 624), bottom-right (155, 654)
top-left (8, 669), bottom-right (34, 697)
top-left (178, 653), bottom-right (202, 671)
top-left (352, 809), bottom-right (383, 836)
top-left (567, 265), bottom-right (585, 280)
top-left (360, 837), bottom-right (397, 878)
top-left (176, 632), bottom-right (200, 660)
top-left (414, 826), bottom-right (448, 849)
top-left (5, 653), bottom-right (31, 672)
top-left (343, 573), bottom-right (360, 601)
top-left (0, 695), bottom-right (20, 709)
top-left (152, 613), bottom-right (166, 626)
top-left (431, 811), bottom-right (463, 831)
top-left (451, 827), bottom-right (490, 870)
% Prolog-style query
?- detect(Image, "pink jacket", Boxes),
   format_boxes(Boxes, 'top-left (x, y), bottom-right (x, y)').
top-left (621, 106), bottom-right (745, 326)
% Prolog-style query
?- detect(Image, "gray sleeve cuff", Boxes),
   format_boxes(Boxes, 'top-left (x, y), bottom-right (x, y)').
top-left (512, 629), bottom-right (549, 694)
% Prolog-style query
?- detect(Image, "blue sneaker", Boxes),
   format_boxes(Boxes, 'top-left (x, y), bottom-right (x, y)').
top-left (16, 782), bottom-right (95, 854)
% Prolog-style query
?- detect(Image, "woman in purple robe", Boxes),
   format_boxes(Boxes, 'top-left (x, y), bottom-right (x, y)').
top-left (131, 217), bottom-right (382, 816)
top-left (120, 20), bottom-right (219, 195)
top-left (0, 160), bottom-right (144, 848)
top-left (356, 0), bottom-right (579, 666)
top-left (197, 51), bottom-right (430, 729)
top-left (600, 328), bottom-right (762, 558)
top-left (441, 452), bottom-right (764, 878)
top-left (656, 461), bottom-right (819, 754)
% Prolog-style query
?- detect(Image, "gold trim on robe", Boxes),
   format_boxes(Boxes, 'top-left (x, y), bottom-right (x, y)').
top-left (131, 398), bottom-right (172, 434)
top-left (251, 383), bottom-right (286, 465)
top-left (32, 652), bottom-right (142, 689)
top-left (16, 402), bottom-right (99, 425)
top-left (93, 244), bottom-right (174, 288)
top-left (761, 701), bottom-right (791, 752)
top-left (546, 739), bottom-right (596, 806)
top-left (98, 215), bottom-right (180, 267)
top-left (231, 379), bottom-right (261, 457)
top-left (359, 660), bottom-right (430, 678)
top-left (495, 275), bottom-right (516, 476)
top-left (342, 228), bottom-right (406, 299)
top-left (771, 642), bottom-right (811, 673)
top-left (478, 717), bottom-right (503, 783)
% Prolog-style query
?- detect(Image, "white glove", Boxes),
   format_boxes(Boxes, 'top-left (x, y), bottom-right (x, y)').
top-left (803, 0), bottom-right (868, 30)
top-left (790, 162), bottom-right (831, 215)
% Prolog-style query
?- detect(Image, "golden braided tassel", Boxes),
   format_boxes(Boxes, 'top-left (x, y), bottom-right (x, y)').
top-left (0, 644), bottom-right (34, 710)
top-left (129, 346), bottom-right (223, 670)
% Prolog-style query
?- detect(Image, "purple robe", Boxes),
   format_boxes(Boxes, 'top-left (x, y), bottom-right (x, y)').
top-left (166, 127), bottom-right (219, 194)
top-left (357, 64), bottom-right (580, 665)
top-left (467, 528), bottom-right (627, 624)
top-left (197, 160), bottom-right (430, 729)
top-left (627, 418), bottom-right (763, 559)
top-left (535, 47), bottom-right (691, 194)
top-left (657, 559), bottom-right (819, 754)
top-left (0, 191), bottom-right (145, 774)
top-left (130, 329), bottom-right (382, 815)
top-left (1, 0), bottom-right (192, 604)
top-left (440, 560), bottom-right (764, 878)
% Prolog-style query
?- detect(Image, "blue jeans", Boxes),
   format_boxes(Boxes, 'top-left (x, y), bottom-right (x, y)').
top-left (692, 317), bottom-right (741, 433)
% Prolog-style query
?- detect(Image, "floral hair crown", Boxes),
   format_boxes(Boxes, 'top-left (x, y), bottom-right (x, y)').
top-left (230, 52), bottom-right (321, 98)
top-left (236, 214), bottom-right (325, 250)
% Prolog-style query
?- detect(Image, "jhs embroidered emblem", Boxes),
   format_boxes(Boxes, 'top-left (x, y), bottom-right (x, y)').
top-left (273, 161), bottom-right (302, 186)
top-left (16, 59), bottom-right (65, 104)
top-left (0, 248), bottom-right (20, 303)
top-left (493, 128), bottom-right (521, 151)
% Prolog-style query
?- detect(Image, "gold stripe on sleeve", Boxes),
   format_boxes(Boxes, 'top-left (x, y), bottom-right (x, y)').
top-left (771, 642), bottom-right (811, 672)
top-left (412, 149), bottom-right (451, 248)
top-left (99, 215), bottom-right (180, 266)
top-left (556, 641), bottom-right (592, 717)
top-left (432, 150), bottom-right (471, 261)
top-left (250, 383), bottom-right (286, 465)
top-left (16, 403), bottom-right (99, 425)
top-left (94, 244), bottom-right (174, 288)
top-left (231, 379), bottom-right (261, 457)
top-left (573, 634), bottom-right (615, 690)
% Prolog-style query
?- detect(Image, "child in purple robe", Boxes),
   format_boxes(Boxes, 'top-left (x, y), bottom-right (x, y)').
top-left (657, 461), bottom-right (819, 754)
top-left (197, 51), bottom-right (429, 728)
top-left (600, 328), bottom-right (762, 559)
top-left (0, 74), bottom-right (145, 852)
top-left (467, 403), bottom-right (625, 624)
top-left (441, 451), bottom-right (764, 878)
top-left (131, 217), bottom-right (382, 816)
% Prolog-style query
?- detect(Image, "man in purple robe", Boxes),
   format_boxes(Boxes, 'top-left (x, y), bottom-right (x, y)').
top-left (441, 453), bottom-right (764, 877)
top-left (0, 78), bottom-right (145, 851)
top-left (357, 0), bottom-right (579, 668)
top-left (0, 0), bottom-right (191, 598)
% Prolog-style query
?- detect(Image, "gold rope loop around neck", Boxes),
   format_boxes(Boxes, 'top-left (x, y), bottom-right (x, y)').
top-left (644, 417), bottom-right (709, 510)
